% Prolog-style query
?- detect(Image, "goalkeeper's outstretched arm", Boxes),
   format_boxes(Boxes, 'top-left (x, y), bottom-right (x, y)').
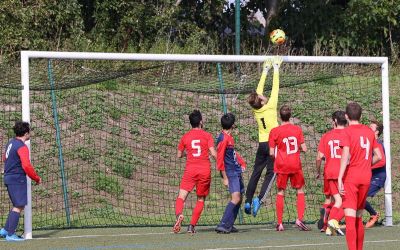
top-left (256, 60), bottom-right (272, 95)
top-left (265, 57), bottom-right (283, 108)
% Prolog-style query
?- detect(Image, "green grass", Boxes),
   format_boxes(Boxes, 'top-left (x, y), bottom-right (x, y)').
top-left (93, 172), bottom-right (124, 197)
top-left (1, 225), bottom-right (400, 250)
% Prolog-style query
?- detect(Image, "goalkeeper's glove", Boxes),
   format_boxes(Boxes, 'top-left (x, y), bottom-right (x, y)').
top-left (272, 56), bottom-right (283, 70)
top-left (263, 59), bottom-right (272, 73)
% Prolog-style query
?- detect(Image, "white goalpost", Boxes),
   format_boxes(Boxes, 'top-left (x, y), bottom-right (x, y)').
top-left (20, 51), bottom-right (392, 239)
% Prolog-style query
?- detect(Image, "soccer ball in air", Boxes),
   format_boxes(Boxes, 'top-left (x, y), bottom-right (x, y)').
top-left (270, 29), bottom-right (286, 45)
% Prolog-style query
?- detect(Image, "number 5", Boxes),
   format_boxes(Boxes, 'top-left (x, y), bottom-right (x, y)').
top-left (192, 140), bottom-right (201, 157)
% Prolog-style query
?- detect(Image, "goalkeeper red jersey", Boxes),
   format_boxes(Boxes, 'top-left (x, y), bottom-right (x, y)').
top-left (178, 128), bottom-right (214, 171)
top-left (269, 123), bottom-right (304, 174)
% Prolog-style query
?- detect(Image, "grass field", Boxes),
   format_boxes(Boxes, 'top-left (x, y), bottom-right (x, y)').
top-left (0, 224), bottom-right (399, 250)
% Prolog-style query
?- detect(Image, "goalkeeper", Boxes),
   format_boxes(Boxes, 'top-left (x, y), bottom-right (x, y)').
top-left (244, 57), bottom-right (282, 216)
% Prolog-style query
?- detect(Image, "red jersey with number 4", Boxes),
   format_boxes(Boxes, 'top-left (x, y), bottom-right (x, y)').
top-left (318, 129), bottom-right (347, 179)
top-left (269, 123), bottom-right (304, 174)
top-left (178, 129), bottom-right (214, 171)
top-left (342, 124), bottom-right (379, 185)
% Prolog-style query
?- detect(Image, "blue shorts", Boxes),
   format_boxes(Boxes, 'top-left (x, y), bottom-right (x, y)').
top-left (368, 172), bottom-right (386, 197)
top-left (367, 184), bottom-right (383, 197)
top-left (6, 183), bottom-right (28, 207)
top-left (227, 174), bottom-right (245, 194)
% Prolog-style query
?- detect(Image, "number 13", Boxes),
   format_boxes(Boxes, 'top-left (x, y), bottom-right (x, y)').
top-left (283, 136), bottom-right (298, 155)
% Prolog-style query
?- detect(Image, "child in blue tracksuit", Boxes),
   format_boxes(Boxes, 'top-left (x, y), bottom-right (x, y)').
top-left (215, 113), bottom-right (246, 233)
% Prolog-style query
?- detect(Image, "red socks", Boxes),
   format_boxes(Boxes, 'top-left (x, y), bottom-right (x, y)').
top-left (356, 217), bottom-right (364, 250)
top-left (190, 200), bottom-right (204, 226)
top-left (338, 207), bottom-right (345, 221)
top-left (297, 193), bottom-right (306, 221)
top-left (345, 216), bottom-right (357, 250)
top-left (175, 197), bottom-right (184, 216)
top-left (276, 193), bottom-right (305, 224)
top-left (329, 207), bottom-right (342, 221)
top-left (175, 198), bottom-right (205, 226)
top-left (276, 194), bottom-right (284, 224)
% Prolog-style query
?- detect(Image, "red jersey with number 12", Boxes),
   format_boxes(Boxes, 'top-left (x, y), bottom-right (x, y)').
top-left (178, 129), bottom-right (214, 171)
top-left (318, 129), bottom-right (347, 179)
top-left (342, 124), bottom-right (378, 185)
top-left (269, 123), bottom-right (304, 174)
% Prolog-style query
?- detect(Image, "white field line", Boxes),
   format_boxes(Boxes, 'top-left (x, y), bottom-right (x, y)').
top-left (203, 239), bottom-right (400, 250)
top-left (0, 227), bottom-right (276, 241)
top-left (0, 231), bottom-right (173, 241)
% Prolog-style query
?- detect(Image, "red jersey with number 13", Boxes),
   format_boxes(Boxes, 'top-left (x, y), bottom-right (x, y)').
top-left (269, 123), bottom-right (304, 174)
top-left (342, 124), bottom-right (378, 185)
top-left (178, 129), bottom-right (214, 171)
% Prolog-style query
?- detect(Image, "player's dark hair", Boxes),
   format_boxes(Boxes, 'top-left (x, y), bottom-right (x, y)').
top-left (13, 121), bottom-right (30, 137)
top-left (279, 104), bottom-right (292, 122)
top-left (332, 110), bottom-right (347, 126)
top-left (189, 109), bottom-right (202, 128)
top-left (221, 113), bottom-right (236, 130)
top-left (370, 120), bottom-right (383, 137)
top-left (346, 102), bottom-right (362, 121)
top-left (280, 105), bottom-right (291, 122)
top-left (248, 92), bottom-right (262, 109)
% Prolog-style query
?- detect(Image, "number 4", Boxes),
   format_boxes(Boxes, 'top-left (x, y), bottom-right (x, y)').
top-left (360, 136), bottom-right (370, 160)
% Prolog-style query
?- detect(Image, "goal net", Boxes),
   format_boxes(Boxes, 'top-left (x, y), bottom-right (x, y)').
top-left (0, 52), bottom-right (392, 238)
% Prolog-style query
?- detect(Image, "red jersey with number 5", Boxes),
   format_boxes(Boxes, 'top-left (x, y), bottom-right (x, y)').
top-left (178, 129), bottom-right (214, 171)
top-left (342, 124), bottom-right (378, 185)
top-left (269, 123), bottom-right (304, 174)
top-left (318, 129), bottom-right (347, 179)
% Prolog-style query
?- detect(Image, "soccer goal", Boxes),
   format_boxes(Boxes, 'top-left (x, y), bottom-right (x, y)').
top-left (3, 52), bottom-right (394, 239)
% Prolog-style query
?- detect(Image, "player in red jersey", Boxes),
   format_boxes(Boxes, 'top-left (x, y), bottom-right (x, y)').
top-left (316, 111), bottom-right (347, 236)
top-left (269, 105), bottom-right (310, 231)
top-left (338, 102), bottom-right (382, 250)
top-left (173, 110), bottom-right (217, 234)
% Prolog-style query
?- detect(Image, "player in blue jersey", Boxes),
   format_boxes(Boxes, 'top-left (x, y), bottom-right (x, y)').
top-left (0, 121), bottom-right (41, 241)
top-left (215, 113), bottom-right (246, 234)
top-left (365, 120), bottom-right (386, 228)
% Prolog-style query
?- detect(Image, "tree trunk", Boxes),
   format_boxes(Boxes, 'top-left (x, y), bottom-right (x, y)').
top-left (265, 0), bottom-right (278, 30)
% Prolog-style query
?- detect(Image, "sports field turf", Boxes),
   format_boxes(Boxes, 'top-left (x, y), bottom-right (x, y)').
top-left (0, 224), bottom-right (398, 250)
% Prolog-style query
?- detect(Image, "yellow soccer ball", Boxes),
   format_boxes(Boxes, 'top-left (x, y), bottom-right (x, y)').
top-left (270, 29), bottom-right (286, 45)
